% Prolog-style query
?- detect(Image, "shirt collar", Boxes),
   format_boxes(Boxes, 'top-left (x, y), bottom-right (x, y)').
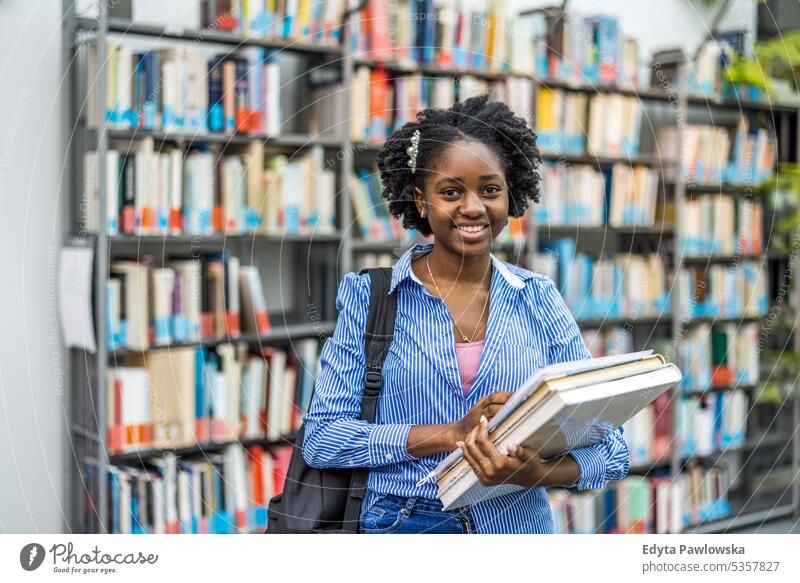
top-left (389, 243), bottom-right (528, 293)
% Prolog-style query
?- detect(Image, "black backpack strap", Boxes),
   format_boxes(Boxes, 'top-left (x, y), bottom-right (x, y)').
top-left (342, 267), bottom-right (397, 531)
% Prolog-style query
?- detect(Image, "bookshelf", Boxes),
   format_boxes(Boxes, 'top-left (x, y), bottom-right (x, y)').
top-left (63, 1), bottom-right (799, 534)
top-left (64, 0), bottom-right (355, 534)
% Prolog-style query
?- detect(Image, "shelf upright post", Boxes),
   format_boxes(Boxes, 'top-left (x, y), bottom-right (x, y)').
top-left (94, 0), bottom-right (110, 534)
top-left (793, 110), bottom-right (800, 520)
top-left (62, 0), bottom-right (76, 534)
top-left (791, 251), bottom-right (800, 520)
top-left (670, 61), bottom-right (689, 501)
top-left (339, 3), bottom-right (360, 279)
top-left (528, 78), bottom-right (540, 271)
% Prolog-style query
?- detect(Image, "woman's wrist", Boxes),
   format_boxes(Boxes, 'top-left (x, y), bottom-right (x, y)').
top-left (447, 420), bottom-right (465, 446)
top-left (407, 423), bottom-right (462, 458)
top-left (515, 455), bottom-right (581, 488)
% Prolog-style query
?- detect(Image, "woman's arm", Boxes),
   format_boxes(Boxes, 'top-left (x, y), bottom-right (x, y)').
top-left (302, 273), bottom-right (413, 468)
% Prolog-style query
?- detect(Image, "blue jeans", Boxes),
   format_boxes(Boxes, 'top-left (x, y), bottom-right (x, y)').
top-left (359, 492), bottom-right (477, 534)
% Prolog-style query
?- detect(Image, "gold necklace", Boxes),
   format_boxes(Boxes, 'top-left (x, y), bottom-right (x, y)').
top-left (426, 256), bottom-right (490, 343)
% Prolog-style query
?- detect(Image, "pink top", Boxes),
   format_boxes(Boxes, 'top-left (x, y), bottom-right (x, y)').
top-left (455, 338), bottom-right (485, 396)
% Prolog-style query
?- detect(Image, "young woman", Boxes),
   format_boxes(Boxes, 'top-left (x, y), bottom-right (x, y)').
top-left (302, 95), bottom-right (629, 534)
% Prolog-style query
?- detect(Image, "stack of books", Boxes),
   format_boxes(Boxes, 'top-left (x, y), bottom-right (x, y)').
top-left (419, 351), bottom-right (682, 510)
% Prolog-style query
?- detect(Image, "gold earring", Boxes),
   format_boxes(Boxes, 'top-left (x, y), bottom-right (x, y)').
top-left (420, 209), bottom-right (426, 218)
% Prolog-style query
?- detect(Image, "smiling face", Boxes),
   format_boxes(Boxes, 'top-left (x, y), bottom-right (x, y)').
top-left (413, 138), bottom-right (509, 259)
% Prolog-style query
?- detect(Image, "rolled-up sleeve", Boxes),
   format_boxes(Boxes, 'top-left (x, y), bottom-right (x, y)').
top-left (536, 277), bottom-right (630, 490)
top-left (301, 272), bottom-right (415, 469)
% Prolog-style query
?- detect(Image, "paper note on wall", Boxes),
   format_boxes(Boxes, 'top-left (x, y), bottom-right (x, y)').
top-left (58, 246), bottom-right (97, 353)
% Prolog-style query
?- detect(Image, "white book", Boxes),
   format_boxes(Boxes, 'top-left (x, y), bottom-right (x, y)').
top-left (243, 357), bottom-right (265, 439)
top-left (151, 268), bottom-right (175, 346)
top-left (281, 365), bottom-right (297, 436)
top-left (266, 350), bottom-right (287, 440)
top-left (177, 467), bottom-right (191, 531)
top-left (152, 473), bottom-right (166, 534)
top-left (119, 472), bottom-right (132, 534)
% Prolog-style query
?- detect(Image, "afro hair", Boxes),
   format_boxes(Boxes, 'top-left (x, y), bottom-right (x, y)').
top-left (375, 94), bottom-right (541, 236)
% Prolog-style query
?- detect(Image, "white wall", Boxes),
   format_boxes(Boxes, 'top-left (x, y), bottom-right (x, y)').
top-left (0, 0), bottom-right (66, 533)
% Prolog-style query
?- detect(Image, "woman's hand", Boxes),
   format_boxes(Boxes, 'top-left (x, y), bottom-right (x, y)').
top-left (448, 391), bottom-right (514, 444)
top-left (458, 415), bottom-right (552, 488)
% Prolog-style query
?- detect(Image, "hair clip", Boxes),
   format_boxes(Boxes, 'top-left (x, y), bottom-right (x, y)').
top-left (406, 129), bottom-right (420, 174)
top-left (532, 158), bottom-right (543, 200)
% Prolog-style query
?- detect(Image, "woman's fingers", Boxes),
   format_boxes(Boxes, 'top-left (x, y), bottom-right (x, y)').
top-left (460, 426), bottom-right (487, 483)
top-left (472, 416), bottom-right (501, 462)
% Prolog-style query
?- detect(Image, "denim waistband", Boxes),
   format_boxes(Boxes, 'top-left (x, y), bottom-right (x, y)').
top-left (368, 491), bottom-right (473, 516)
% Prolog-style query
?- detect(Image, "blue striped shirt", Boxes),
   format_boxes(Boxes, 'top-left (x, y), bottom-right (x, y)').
top-left (302, 244), bottom-right (630, 533)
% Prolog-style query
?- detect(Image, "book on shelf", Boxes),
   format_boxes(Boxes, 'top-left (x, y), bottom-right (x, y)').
top-left (106, 257), bottom-right (272, 352)
top-left (535, 162), bottom-right (605, 226)
top-left (84, 139), bottom-right (336, 236)
top-left (623, 391), bottom-right (672, 466)
top-left (681, 195), bottom-right (764, 257)
top-left (535, 87), bottom-right (587, 154)
top-left (675, 263), bottom-right (768, 321)
top-left (581, 326), bottom-right (634, 358)
top-left (548, 465), bottom-right (731, 534)
top-left (587, 94), bottom-right (642, 158)
top-left (350, 167), bottom-right (404, 240)
top-left (676, 391), bottom-right (748, 457)
top-left (650, 39), bottom-right (756, 101)
top-left (678, 323), bottom-right (760, 391)
top-left (105, 442), bottom-right (289, 534)
top-left (350, 0), bottom-right (515, 74)
top-left (85, 40), bottom-right (282, 136)
top-left (533, 240), bottom-right (669, 321)
top-left (419, 350), bottom-right (682, 511)
top-left (106, 340), bottom-right (321, 456)
top-left (200, 0), bottom-right (345, 45)
top-left (535, 160), bottom-right (664, 229)
top-left (657, 120), bottom-right (775, 186)
top-left (525, 8), bottom-right (639, 87)
top-left (531, 90), bottom-right (643, 158)
top-left (344, 64), bottom-right (536, 143)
